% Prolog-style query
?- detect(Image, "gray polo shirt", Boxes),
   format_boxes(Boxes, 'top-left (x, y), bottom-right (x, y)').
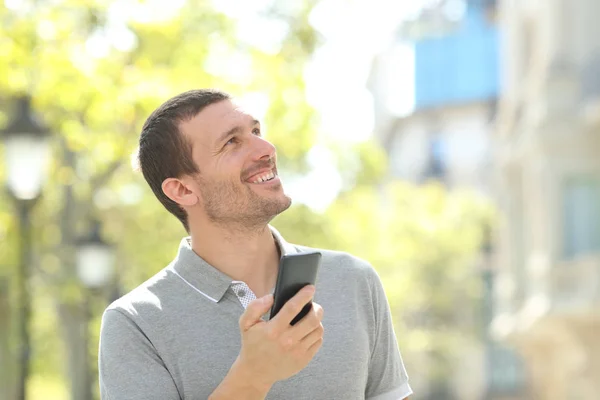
top-left (98, 227), bottom-right (412, 400)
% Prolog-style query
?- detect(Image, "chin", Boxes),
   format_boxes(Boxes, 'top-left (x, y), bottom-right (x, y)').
top-left (280, 195), bottom-right (292, 212)
top-left (271, 194), bottom-right (292, 213)
top-left (268, 194), bottom-right (292, 219)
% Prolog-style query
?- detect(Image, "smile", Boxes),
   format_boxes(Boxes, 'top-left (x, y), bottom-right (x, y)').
top-left (249, 170), bottom-right (277, 184)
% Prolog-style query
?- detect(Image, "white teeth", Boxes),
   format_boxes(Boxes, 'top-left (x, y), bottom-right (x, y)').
top-left (251, 171), bottom-right (275, 183)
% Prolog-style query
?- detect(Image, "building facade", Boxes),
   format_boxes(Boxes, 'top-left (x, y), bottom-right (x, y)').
top-left (368, 2), bottom-right (528, 398)
top-left (368, 3), bottom-right (498, 194)
top-left (492, 0), bottom-right (600, 399)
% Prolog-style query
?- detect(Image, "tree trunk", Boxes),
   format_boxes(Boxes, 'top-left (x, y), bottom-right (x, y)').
top-left (53, 136), bottom-right (121, 400)
top-left (56, 140), bottom-right (93, 400)
top-left (57, 301), bottom-right (92, 400)
top-left (0, 277), bottom-right (16, 400)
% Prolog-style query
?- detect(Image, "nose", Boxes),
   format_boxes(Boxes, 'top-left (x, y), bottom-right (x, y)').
top-left (249, 134), bottom-right (276, 161)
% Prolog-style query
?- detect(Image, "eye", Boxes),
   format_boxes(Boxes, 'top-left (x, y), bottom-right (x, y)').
top-left (252, 127), bottom-right (261, 136)
top-left (225, 137), bottom-right (238, 146)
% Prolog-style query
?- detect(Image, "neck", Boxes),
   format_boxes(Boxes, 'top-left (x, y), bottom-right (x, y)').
top-left (188, 220), bottom-right (280, 298)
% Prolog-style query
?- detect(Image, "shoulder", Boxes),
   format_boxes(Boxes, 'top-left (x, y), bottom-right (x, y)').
top-left (293, 244), bottom-right (381, 283)
top-left (104, 265), bottom-right (175, 321)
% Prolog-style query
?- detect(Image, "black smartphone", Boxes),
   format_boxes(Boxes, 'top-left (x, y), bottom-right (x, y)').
top-left (269, 251), bottom-right (322, 325)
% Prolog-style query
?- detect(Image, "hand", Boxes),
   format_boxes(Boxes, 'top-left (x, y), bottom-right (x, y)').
top-left (235, 285), bottom-right (324, 389)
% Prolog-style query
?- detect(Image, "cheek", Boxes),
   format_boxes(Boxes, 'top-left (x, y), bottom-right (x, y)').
top-left (220, 152), bottom-right (248, 176)
top-left (204, 162), bottom-right (240, 184)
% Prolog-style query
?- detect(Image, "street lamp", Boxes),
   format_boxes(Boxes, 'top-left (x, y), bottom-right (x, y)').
top-left (1, 95), bottom-right (51, 400)
top-left (76, 220), bottom-right (115, 289)
top-left (76, 220), bottom-right (115, 400)
top-left (3, 96), bottom-right (52, 200)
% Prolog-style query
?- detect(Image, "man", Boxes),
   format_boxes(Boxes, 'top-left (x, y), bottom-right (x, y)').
top-left (98, 89), bottom-right (412, 399)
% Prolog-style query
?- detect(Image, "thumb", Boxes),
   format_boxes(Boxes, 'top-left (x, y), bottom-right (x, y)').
top-left (239, 294), bottom-right (274, 332)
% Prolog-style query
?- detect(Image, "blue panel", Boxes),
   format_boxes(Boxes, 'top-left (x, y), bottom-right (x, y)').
top-left (413, 7), bottom-right (499, 109)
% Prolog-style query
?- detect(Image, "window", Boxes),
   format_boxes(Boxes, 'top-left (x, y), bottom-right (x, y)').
top-left (488, 343), bottom-right (526, 394)
top-left (581, 52), bottom-right (600, 102)
top-left (562, 175), bottom-right (600, 258)
top-left (423, 134), bottom-right (446, 182)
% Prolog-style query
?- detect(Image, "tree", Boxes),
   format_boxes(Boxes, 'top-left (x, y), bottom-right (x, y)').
top-left (274, 140), bottom-right (496, 395)
top-left (0, 0), bottom-right (320, 398)
top-left (0, 1), bottom-right (495, 398)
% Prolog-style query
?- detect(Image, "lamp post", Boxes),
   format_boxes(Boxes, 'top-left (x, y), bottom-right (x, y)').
top-left (76, 220), bottom-right (115, 400)
top-left (76, 220), bottom-right (115, 290)
top-left (1, 95), bottom-right (51, 400)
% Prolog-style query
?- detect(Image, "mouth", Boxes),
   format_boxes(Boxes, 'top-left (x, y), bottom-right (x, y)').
top-left (245, 168), bottom-right (279, 184)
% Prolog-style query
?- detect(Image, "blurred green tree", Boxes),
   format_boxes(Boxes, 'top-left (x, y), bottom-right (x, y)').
top-left (0, 0), bottom-right (495, 399)
top-left (0, 0), bottom-right (320, 398)
top-left (275, 177), bottom-right (495, 395)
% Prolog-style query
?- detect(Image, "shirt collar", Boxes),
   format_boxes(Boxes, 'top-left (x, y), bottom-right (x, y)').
top-left (169, 225), bottom-right (296, 303)
top-left (270, 225), bottom-right (297, 257)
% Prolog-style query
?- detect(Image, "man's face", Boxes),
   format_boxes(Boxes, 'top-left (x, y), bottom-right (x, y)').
top-left (179, 99), bottom-right (291, 228)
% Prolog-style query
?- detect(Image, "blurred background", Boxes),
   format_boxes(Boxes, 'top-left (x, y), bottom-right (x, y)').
top-left (1, 0), bottom-right (599, 399)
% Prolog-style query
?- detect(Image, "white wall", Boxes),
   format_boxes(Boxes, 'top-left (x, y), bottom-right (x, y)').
top-left (387, 102), bottom-right (493, 194)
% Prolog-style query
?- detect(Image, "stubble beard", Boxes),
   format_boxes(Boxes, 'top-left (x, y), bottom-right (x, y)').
top-left (198, 177), bottom-right (291, 232)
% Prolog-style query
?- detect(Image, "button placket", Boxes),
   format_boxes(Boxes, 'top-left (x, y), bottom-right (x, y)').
top-left (231, 282), bottom-right (256, 309)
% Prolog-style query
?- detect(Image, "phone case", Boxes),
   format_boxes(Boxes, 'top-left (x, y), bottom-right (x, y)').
top-left (269, 251), bottom-right (322, 325)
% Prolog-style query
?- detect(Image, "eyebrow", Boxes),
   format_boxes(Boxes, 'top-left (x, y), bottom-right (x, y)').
top-left (216, 119), bottom-right (260, 145)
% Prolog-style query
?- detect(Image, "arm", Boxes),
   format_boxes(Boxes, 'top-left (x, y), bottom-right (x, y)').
top-left (365, 267), bottom-right (413, 400)
top-left (99, 309), bottom-right (181, 400)
top-left (207, 357), bottom-right (272, 400)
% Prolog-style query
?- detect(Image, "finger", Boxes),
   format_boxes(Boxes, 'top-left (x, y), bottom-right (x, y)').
top-left (299, 323), bottom-right (324, 351)
top-left (306, 337), bottom-right (324, 359)
top-left (239, 294), bottom-right (274, 332)
top-left (287, 303), bottom-right (324, 343)
top-left (272, 285), bottom-right (315, 329)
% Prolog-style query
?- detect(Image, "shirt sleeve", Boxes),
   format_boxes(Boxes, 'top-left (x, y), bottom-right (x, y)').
top-left (365, 267), bottom-right (413, 400)
top-left (98, 309), bottom-right (181, 400)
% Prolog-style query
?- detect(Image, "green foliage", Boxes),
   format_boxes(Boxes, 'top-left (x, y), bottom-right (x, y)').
top-left (279, 179), bottom-right (496, 388)
top-left (0, 0), bottom-right (323, 397)
top-left (0, 0), bottom-right (496, 397)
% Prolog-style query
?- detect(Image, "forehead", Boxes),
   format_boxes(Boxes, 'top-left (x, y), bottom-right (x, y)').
top-left (179, 99), bottom-right (255, 144)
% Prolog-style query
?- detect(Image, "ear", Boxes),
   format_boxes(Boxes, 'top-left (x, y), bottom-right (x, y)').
top-left (162, 177), bottom-right (199, 207)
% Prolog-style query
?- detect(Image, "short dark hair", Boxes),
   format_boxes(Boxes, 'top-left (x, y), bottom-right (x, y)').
top-left (137, 89), bottom-right (231, 232)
